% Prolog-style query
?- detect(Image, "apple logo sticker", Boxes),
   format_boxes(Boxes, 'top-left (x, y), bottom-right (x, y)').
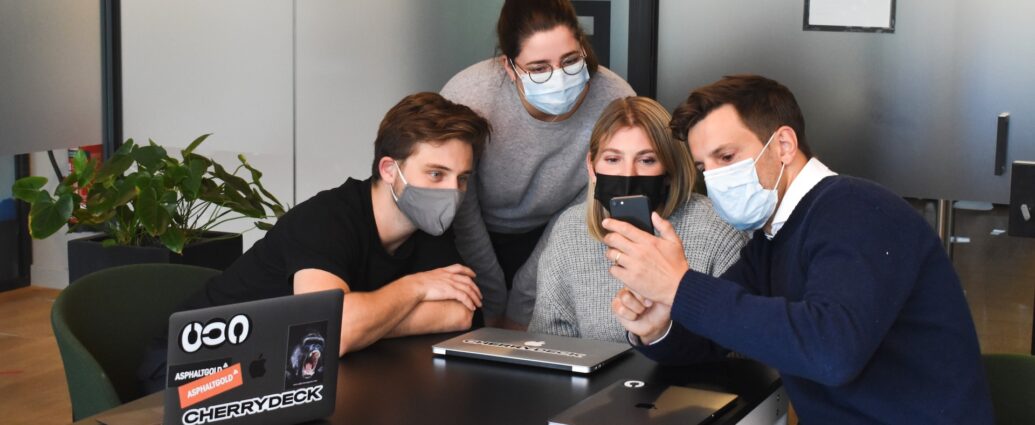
top-left (249, 353), bottom-right (267, 378)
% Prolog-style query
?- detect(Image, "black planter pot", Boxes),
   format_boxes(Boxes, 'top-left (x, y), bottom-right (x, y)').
top-left (67, 231), bottom-right (243, 283)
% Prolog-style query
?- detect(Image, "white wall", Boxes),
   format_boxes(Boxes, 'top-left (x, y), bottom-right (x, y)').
top-left (0, 0), bottom-right (103, 156)
top-left (294, 0), bottom-right (501, 201)
top-left (120, 0), bottom-right (295, 249)
top-left (28, 150), bottom-right (72, 288)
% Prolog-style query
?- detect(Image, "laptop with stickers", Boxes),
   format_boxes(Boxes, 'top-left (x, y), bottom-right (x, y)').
top-left (432, 327), bottom-right (630, 374)
top-left (163, 289), bottom-right (343, 425)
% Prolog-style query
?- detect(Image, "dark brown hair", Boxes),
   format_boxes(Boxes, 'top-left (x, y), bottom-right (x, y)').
top-left (371, 92), bottom-right (491, 180)
top-left (670, 74), bottom-right (812, 158)
top-left (496, 0), bottom-right (599, 75)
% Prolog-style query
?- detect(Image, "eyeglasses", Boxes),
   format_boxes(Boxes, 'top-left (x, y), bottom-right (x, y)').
top-left (510, 52), bottom-right (587, 84)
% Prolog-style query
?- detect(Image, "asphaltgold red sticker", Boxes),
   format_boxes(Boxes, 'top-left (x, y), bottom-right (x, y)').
top-left (178, 363), bottom-right (243, 409)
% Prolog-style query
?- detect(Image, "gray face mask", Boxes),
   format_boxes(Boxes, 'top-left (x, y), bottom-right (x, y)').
top-left (389, 162), bottom-right (464, 236)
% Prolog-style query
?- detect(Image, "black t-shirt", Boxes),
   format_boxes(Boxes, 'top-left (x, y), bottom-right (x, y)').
top-left (185, 177), bottom-right (463, 309)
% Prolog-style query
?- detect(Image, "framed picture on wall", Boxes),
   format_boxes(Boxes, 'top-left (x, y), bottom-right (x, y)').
top-left (804, 0), bottom-right (896, 33)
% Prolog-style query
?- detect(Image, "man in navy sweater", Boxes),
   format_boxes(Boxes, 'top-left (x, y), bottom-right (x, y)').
top-left (601, 75), bottom-right (993, 423)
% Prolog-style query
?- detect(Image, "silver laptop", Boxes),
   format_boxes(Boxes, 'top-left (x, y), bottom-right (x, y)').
top-left (548, 380), bottom-right (738, 425)
top-left (162, 290), bottom-right (343, 425)
top-left (432, 327), bottom-right (630, 373)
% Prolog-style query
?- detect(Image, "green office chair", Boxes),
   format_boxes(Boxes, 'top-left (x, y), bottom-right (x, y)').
top-left (983, 353), bottom-right (1035, 425)
top-left (52, 263), bottom-right (219, 421)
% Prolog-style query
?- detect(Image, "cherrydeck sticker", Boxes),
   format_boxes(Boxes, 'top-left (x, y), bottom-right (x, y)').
top-left (178, 363), bottom-right (244, 409)
top-left (284, 321), bottom-right (328, 389)
top-left (167, 358), bottom-right (233, 387)
top-left (181, 385), bottom-right (324, 425)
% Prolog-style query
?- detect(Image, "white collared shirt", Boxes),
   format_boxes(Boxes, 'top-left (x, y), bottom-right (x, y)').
top-left (765, 158), bottom-right (837, 240)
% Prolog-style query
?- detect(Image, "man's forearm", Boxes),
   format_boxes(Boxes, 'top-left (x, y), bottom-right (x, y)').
top-left (339, 280), bottom-right (423, 354)
top-left (386, 300), bottom-right (473, 338)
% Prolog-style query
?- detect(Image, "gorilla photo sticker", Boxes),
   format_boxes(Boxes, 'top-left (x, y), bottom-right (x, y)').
top-left (284, 321), bottom-right (328, 389)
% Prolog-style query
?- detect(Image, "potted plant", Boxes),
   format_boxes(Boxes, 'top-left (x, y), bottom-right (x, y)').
top-left (12, 134), bottom-right (286, 282)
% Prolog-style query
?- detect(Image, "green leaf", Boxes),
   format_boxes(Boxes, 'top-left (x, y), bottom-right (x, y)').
top-left (224, 186), bottom-right (263, 217)
top-left (238, 154), bottom-right (262, 180)
top-left (76, 152), bottom-right (98, 189)
top-left (262, 200), bottom-right (286, 217)
top-left (161, 190), bottom-right (179, 205)
top-left (181, 133), bottom-right (211, 157)
top-left (184, 153), bottom-right (212, 169)
top-left (110, 177), bottom-right (140, 209)
top-left (71, 150), bottom-right (88, 180)
top-left (254, 221), bottom-right (274, 231)
top-left (133, 142), bottom-right (168, 170)
top-left (93, 150), bottom-right (136, 183)
top-left (12, 176), bottom-right (47, 202)
top-left (182, 158), bottom-right (207, 199)
top-left (160, 227), bottom-right (185, 254)
top-left (101, 238), bottom-right (117, 248)
top-left (73, 207), bottom-right (115, 226)
top-left (150, 174), bottom-right (168, 195)
top-left (167, 162), bottom-right (190, 186)
top-left (198, 179), bottom-right (222, 204)
top-left (115, 139), bottom-right (136, 155)
top-left (237, 154), bottom-right (285, 214)
top-left (211, 162), bottom-right (251, 194)
top-left (55, 182), bottom-right (75, 197)
top-left (83, 185), bottom-right (113, 210)
top-left (28, 192), bottom-right (74, 239)
top-left (136, 186), bottom-right (171, 236)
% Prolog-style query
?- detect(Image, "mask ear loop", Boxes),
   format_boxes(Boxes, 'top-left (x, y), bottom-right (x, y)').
top-left (771, 161), bottom-right (786, 191)
top-left (508, 58), bottom-right (526, 80)
top-left (756, 131), bottom-right (786, 191)
top-left (753, 131), bottom-right (778, 163)
top-left (389, 161), bottom-right (407, 202)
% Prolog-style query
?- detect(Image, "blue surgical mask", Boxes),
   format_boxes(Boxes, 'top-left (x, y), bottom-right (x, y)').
top-left (703, 133), bottom-right (786, 231)
top-left (513, 60), bottom-right (589, 116)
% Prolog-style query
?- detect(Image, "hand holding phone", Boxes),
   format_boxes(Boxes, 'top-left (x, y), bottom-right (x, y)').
top-left (608, 195), bottom-right (654, 235)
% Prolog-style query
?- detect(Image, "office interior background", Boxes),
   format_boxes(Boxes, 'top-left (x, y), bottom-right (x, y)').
top-left (2, 0), bottom-right (1034, 422)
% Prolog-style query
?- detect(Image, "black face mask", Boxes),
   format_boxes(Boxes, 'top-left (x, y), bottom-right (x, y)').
top-left (593, 173), bottom-right (669, 213)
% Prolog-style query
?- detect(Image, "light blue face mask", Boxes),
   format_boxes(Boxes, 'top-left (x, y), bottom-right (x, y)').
top-left (703, 132), bottom-right (786, 231)
top-left (513, 59), bottom-right (590, 116)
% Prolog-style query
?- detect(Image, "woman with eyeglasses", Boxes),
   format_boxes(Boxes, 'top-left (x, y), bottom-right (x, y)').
top-left (441, 0), bottom-right (634, 329)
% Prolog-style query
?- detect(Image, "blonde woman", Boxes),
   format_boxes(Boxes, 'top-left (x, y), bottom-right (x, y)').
top-left (528, 97), bottom-right (747, 342)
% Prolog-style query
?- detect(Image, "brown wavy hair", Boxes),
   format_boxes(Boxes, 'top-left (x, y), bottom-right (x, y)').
top-left (371, 92), bottom-right (491, 181)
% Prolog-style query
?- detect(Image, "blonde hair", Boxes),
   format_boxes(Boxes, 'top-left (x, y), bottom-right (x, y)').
top-left (587, 97), bottom-right (695, 241)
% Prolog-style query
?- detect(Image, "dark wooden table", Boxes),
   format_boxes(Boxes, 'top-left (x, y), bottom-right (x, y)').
top-left (77, 332), bottom-right (782, 424)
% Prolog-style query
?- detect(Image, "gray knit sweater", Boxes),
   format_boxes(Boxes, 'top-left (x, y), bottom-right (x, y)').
top-left (528, 194), bottom-right (749, 343)
top-left (441, 59), bottom-right (635, 320)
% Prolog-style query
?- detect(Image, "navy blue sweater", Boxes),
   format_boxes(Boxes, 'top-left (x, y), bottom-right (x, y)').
top-left (639, 176), bottom-right (993, 424)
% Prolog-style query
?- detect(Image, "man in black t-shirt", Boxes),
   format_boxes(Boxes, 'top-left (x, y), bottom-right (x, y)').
top-left (139, 93), bottom-right (491, 393)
